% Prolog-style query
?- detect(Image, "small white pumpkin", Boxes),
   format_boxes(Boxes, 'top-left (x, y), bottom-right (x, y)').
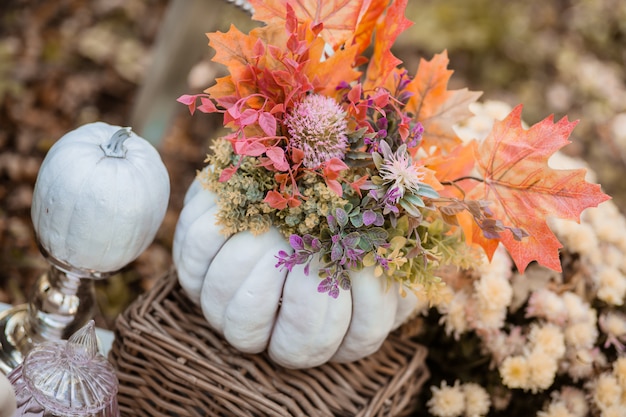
top-left (173, 170), bottom-right (420, 369)
top-left (31, 122), bottom-right (170, 273)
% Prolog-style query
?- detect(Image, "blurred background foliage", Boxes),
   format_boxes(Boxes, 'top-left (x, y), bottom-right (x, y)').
top-left (0, 0), bottom-right (624, 329)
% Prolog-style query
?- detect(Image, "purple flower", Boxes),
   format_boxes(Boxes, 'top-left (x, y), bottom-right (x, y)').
top-left (275, 248), bottom-right (311, 272)
top-left (342, 247), bottom-right (364, 268)
top-left (275, 250), bottom-right (297, 272)
top-left (364, 136), bottom-right (381, 153)
top-left (375, 253), bottom-right (390, 271)
top-left (406, 122), bottom-right (424, 148)
top-left (382, 187), bottom-right (401, 214)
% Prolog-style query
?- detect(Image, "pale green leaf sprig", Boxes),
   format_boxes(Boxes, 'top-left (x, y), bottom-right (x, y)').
top-left (201, 138), bottom-right (277, 236)
top-left (274, 171), bottom-right (348, 238)
top-left (371, 214), bottom-right (480, 292)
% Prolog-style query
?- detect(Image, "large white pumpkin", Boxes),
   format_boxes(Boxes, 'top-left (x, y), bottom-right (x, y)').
top-left (31, 122), bottom-right (170, 273)
top-left (173, 172), bottom-right (422, 369)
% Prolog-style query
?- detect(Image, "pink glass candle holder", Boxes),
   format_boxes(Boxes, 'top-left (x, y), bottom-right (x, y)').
top-left (8, 321), bottom-right (119, 417)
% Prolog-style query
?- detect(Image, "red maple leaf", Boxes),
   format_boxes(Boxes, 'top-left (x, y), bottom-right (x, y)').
top-left (466, 105), bottom-right (611, 272)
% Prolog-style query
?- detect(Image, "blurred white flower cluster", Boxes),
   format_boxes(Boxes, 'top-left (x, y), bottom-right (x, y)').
top-left (419, 101), bottom-right (626, 417)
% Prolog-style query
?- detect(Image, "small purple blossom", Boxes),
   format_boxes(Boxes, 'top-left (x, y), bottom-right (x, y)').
top-left (275, 234), bottom-right (320, 274)
top-left (275, 250), bottom-right (296, 271)
top-left (364, 136), bottom-right (381, 153)
top-left (375, 253), bottom-right (390, 271)
top-left (396, 69), bottom-right (412, 91)
top-left (406, 122), bottom-right (424, 148)
top-left (342, 247), bottom-right (364, 268)
top-left (336, 81), bottom-right (351, 90)
top-left (381, 187), bottom-right (401, 214)
top-left (369, 187), bottom-right (401, 216)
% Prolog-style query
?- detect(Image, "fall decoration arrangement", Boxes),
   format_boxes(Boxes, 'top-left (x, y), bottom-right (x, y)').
top-left (175, 0), bottom-right (616, 395)
top-left (179, 0), bottom-right (608, 302)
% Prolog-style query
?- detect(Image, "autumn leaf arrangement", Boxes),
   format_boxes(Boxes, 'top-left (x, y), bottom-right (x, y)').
top-left (179, 0), bottom-right (609, 303)
top-left (174, 0), bottom-right (626, 414)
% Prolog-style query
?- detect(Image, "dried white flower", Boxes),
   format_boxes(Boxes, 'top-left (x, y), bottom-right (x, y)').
top-left (564, 348), bottom-right (595, 382)
top-left (536, 401), bottom-right (575, 417)
top-left (597, 267), bottom-right (626, 306)
top-left (602, 244), bottom-right (625, 270)
top-left (588, 202), bottom-right (626, 245)
top-left (428, 380), bottom-right (465, 417)
top-left (526, 289), bottom-right (568, 325)
top-left (474, 273), bottom-right (513, 312)
top-left (440, 290), bottom-right (470, 339)
top-left (548, 217), bottom-right (599, 259)
top-left (527, 348), bottom-right (559, 392)
top-left (612, 356), bottom-right (626, 390)
top-left (600, 312), bottom-right (626, 351)
top-left (564, 321), bottom-right (598, 349)
top-left (528, 323), bottom-right (566, 359)
top-left (481, 328), bottom-right (526, 366)
top-left (462, 383), bottom-right (491, 417)
top-left (562, 292), bottom-right (595, 324)
top-left (473, 304), bottom-right (507, 331)
top-left (558, 386), bottom-right (588, 417)
top-left (592, 372), bottom-right (622, 409)
top-left (500, 355), bottom-right (530, 390)
top-left (600, 405), bottom-right (626, 417)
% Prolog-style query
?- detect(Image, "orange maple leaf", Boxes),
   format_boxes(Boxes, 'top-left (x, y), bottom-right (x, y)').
top-left (363, 0), bottom-right (412, 90)
top-left (466, 105), bottom-right (611, 273)
top-left (425, 142), bottom-right (476, 197)
top-left (405, 51), bottom-right (482, 153)
top-left (305, 43), bottom-right (361, 96)
top-left (248, 0), bottom-right (366, 47)
top-left (207, 25), bottom-right (258, 79)
top-left (205, 25), bottom-right (274, 105)
top-left (349, 0), bottom-right (388, 56)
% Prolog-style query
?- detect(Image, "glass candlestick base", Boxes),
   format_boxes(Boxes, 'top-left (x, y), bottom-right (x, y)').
top-left (0, 250), bottom-right (108, 374)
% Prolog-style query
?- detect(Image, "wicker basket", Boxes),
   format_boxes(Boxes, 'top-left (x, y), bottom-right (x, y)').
top-left (109, 270), bottom-right (430, 416)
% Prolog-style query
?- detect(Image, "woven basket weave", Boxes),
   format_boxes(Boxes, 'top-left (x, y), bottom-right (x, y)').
top-left (109, 270), bottom-right (430, 416)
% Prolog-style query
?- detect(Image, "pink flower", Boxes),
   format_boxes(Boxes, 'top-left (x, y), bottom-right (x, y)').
top-left (284, 94), bottom-right (348, 168)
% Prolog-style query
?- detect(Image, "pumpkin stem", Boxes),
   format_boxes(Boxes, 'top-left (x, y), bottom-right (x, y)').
top-left (101, 127), bottom-right (132, 158)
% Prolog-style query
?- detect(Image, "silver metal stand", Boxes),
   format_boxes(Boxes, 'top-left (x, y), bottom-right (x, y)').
top-left (0, 251), bottom-right (108, 374)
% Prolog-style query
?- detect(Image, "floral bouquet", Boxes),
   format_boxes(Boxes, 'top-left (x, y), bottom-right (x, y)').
top-left (179, 0), bottom-right (607, 298)
top-left (175, 0), bottom-right (621, 413)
